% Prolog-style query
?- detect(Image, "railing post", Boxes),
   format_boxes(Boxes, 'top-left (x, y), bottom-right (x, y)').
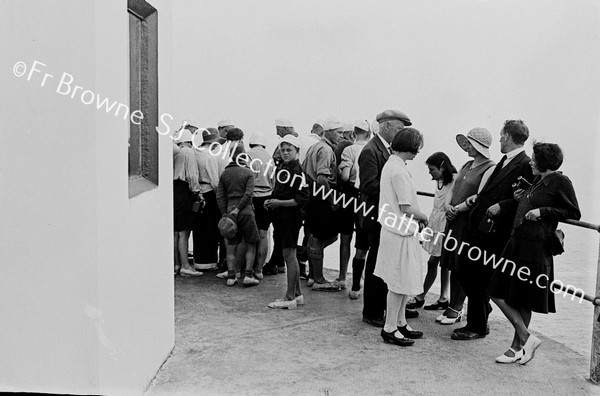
top-left (590, 235), bottom-right (600, 383)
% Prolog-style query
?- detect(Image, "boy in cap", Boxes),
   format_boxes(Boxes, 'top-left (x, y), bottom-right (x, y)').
top-left (216, 140), bottom-right (261, 287)
top-left (302, 117), bottom-right (344, 291)
top-left (266, 135), bottom-right (309, 309)
top-left (247, 134), bottom-right (274, 279)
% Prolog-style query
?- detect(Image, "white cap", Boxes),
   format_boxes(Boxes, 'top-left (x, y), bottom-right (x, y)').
top-left (354, 119), bottom-right (370, 133)
top-left (322, 117), bottom-right (343, 131)
top-left (343, 123), bottom-right (353, 132)
top-left (217, 119), bottom-right (234, 128)
top-left (249, 134), bottom-right (267, 146)
top-left (177, 129), bottom-right (194, 143)
top-left (275, 117), bottom-right (294, 128)
top-left (183, 119), bottom-right (199, 128)
top-left (279, 134), bottom-right (301, 150)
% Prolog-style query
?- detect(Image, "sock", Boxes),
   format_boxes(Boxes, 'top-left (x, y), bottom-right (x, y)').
top-left (351, 258), bottom-right (366, 291)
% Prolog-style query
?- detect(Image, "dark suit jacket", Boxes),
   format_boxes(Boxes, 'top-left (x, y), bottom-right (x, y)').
top-left (358, 135), bottom-right (390, 208)
top-left (468, 150), bottom-right (533, 253)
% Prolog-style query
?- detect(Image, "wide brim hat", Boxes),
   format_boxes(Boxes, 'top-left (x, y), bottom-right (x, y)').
top-left (456, 127), bottom-right (492, 159)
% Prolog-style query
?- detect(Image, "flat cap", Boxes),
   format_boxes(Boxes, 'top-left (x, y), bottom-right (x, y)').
top-left (375, 110), bottom-right (412, 126)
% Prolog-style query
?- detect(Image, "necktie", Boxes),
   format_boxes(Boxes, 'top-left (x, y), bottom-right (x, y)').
top-left (388, 147), bottom-right (393, 155)
top-left (488, 155), bottom-right (507, 182)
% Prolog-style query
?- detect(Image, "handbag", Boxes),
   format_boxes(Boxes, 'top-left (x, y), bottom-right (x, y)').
top-left (549, 228), bottom-right (565, 256)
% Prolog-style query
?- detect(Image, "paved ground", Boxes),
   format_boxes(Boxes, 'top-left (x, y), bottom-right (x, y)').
top-left (146, 269), bottom-right (600, 396)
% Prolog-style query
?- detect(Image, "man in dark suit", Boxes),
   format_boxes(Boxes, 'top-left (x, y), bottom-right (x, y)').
top-left (358, 109), bottom-right (418, 327)
top-left (452, 120), bottom-right (534, 340)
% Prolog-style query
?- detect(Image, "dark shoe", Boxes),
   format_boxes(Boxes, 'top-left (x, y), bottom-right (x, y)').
top-left (263, 266), bottom-right (279, 276)
top-left (453, 325), bottom-right (472, 334)
top-left (363, 316), bottom-right (385, 328)
top-left (397, 325), bottom-right (423, 339)
top-left (277, 266), bottom-right (286, 274)
top-left (380, 329), bottom-right (414, 346)
top-left (405, 309), bottom-right (419, 319)
top-left (424, 300), bottom-right (449, 311)
top-left (451, 330), bottom-right (486, 340)
top-left (406, 298), bottom-right (425, 310)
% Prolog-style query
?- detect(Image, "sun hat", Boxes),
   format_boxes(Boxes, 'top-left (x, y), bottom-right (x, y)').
top-left (456, 127), bottom-right (493, 159)
top-left (218, 214), bottom-right (238, 239)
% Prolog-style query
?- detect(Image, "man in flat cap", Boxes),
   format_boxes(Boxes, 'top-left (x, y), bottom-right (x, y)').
top-left (302, 117), bottom-right (344, 291)
top-left (359, 110), bottom-right (417, 326)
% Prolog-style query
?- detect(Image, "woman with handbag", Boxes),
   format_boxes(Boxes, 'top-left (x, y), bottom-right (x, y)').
top-left (490, 142), bottom-right (580, 365)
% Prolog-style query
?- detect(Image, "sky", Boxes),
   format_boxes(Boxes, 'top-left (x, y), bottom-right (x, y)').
top-left (170, 0), bottom-right (600, 221)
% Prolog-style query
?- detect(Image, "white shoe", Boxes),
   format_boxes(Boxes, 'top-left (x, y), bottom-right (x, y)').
top-left (226, 278), bottom-right (237, 286)
top-left (194, 263), bottom-right (217, 270)
top-left (440, 308), bottom-right (462, 325)
top-left (268, 299), bottom-right (297, 309)
top-left (243, 276), bottom-right (259, 287)
top-left (180, 268), bottom-right (203, 277)
top-left (495, 348), bottom-right (523, 364)
top-left (519, 335), bottom-right (541, 365)
top-left (307, 278), bottom-right (315, 287)
top-left (435, 313), bottom-right (446, 322)
top-left (295, 295), bottom-right (305, 305)
top-left (349, 290), bottom-right (360, 300)
top-left (216, 271), bottom-right (228, 279)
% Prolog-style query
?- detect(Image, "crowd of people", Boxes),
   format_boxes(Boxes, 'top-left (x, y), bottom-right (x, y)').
top-left (172, 111), bottom-right (581, 364)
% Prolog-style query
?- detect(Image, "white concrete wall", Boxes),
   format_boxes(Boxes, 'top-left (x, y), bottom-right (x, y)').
top-left (0, 1), bottom-right (174, 394)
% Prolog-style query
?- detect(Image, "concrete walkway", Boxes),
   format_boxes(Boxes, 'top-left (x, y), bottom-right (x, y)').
top-left (147, 269), bottom-right (600, 396)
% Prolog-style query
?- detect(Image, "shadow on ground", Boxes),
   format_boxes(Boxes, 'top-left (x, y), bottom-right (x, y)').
top-left (147, 269), bottom-right (599, 396)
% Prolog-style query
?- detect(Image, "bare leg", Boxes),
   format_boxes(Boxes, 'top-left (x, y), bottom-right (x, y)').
top-left (244, 243), bottom-right (256, 276)
top-left (226, 242), bottom-right (238, 277)
top-left (235, 242), bottom-right (247, 277)
top-left (439, 267), bottom-right (450, 302)
top-left (255, 230), bottom-right (269, 274)
top-left (418, 256), bottom-right (440, 300)
top-left (491, 297), bottom-right (530, 345)
top-left (178, 230), bottom-right (192, 270)
top-left (283, 247), bottom-right (300, 300)
top-left (174, 232), bottom-right (181, 269)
